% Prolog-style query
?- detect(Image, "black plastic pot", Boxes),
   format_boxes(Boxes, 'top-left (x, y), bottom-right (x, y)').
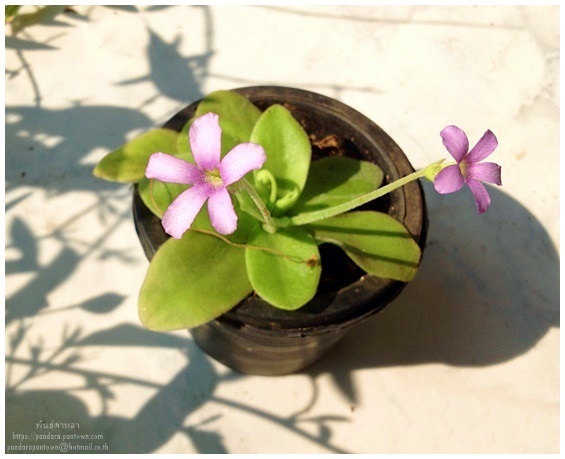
top-left (133, 86), bottom-right (427, 375)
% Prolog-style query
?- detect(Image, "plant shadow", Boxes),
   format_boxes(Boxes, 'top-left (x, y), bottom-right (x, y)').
top-left (308, 183), bottom-right (559, 401)
top-left (5, 323), bottom-right (352, 453)
top-left (117, 24), bottom-right (211, 106)
top-left (5, 327), bottom-right (226, 453)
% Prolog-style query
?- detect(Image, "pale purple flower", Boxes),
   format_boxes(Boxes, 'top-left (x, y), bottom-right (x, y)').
top-left (434, 125), bottom-right (502, 214)
top-left (145, 112), bottom-right (266, 238)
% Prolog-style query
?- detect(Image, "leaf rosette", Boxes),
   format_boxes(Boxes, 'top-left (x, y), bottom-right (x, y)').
top-left (94, 90), bottom-right (421, 331)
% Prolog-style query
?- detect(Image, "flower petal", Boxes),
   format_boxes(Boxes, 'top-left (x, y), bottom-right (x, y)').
top-left (440, 125), bottom-right (469, 163)
top-left (466, 178), bottom-right (491, 214)
top-left (467, 162), bottom-right (502, 186)
top-left (466, 129), bottom-right (498, 164)
top-left (433, 164), bottom-right (465, 194)
top-left (145, 152), bottom-right (203, 185)
top-left (189, 112), bottom-right (222, 171)
top-left (162, 184), bottom-right (212, 239)
top-left (207, 188), bottom-right (238, 235)
top-left (219, 142), bottom-right (267, 186)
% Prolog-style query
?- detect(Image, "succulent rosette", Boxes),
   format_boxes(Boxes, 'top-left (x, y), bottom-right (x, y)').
top-left (94, 90), bottom-right (502, 332)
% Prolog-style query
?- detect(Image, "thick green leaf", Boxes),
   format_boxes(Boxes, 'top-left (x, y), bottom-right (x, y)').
top-left (195, 90), bottom-right (262, 154)
top-left (139, 231), bottom-right (252, 331)
top-left (94, 129), bottom-right (179, 183)
top-left (245, 226), bottom-right (321, 310)
top-left (138, 178), bottom-right (188, 219)
top-left (309, 211), bottom-right (421, 282)
top-left (139, 178), bottom-right (257, 244)
top-left (10, 6), bottom-right (64, 33)
top-left (5, 5), bottom-right (21, 23)
top-left (291, 156), bottom-right (384, 215)
top-left (138, 136), bottom-right (195, 218)
top-left (228, 203), bottom-right (260, 244)
top-left (250, 104), bottom-right (311, 216)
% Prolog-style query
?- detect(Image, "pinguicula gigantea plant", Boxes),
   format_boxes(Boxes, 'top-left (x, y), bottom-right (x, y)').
top-left (94, 90), bottom-right (502, 331)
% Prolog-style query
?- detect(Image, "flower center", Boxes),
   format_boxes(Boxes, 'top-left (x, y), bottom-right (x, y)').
top-left (460, 160), bottom-right (469, 179)
top-left (204, 168), bottom-right (224, 189)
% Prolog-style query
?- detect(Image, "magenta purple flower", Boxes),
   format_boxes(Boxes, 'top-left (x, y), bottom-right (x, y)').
top-left (145, 112), bottom-right (266, 238)
top-left (433, 125), bottom-right (502, 213)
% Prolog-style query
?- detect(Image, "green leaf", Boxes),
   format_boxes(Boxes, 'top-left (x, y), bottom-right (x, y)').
top-left (253, 169), bottom-right (278, 208)
top-left (291, 156), bottom-right (384, 215)
top-left (250, 104), bottom-right (311, 216)
top-left (9, 6), bottom-right (64, 33)
top-left (5, 5), bottom-right (21, 23)
top-left (138, 133), bottom-right (195, 218)
top-left (138, 178), bottom-right (256, 244)
top-left (139, 231), bottom-right (252, 331)
top-left (309, 211), bottom-right (421, 282)
top-left (138, 178), bottom-right (188, 219)
top-left (195, 90), bottom-right (262, 154)
top-left (245, 226), bottom-right (321, 310)
top-left (94, 129), bottom-right (179, 183)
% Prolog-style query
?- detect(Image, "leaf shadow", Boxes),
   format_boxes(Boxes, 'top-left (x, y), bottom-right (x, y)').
top-left (5, 323), bottom-right (354, 453)
top-left (5, 36), bottom-right (58, 51)
top-left (308, 183), bottom-right (559, 403)
top-left (5, 104), bottom-right (154, 194)
top-left (6, 244), bottom-right (80, 325)
top-left (5, 214), bottom-right (130, 326)
top-left (117, 9), bottom-right (214, 105)
top-left (5, 328), bottom-right (223, 454)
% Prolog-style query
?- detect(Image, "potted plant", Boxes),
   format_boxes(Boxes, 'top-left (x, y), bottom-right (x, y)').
top-left (94, 86), bottom-right (502, 375)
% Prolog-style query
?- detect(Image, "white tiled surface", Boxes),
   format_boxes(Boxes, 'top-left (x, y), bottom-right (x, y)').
top-left (5, 5), bottom-right (559, 453)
